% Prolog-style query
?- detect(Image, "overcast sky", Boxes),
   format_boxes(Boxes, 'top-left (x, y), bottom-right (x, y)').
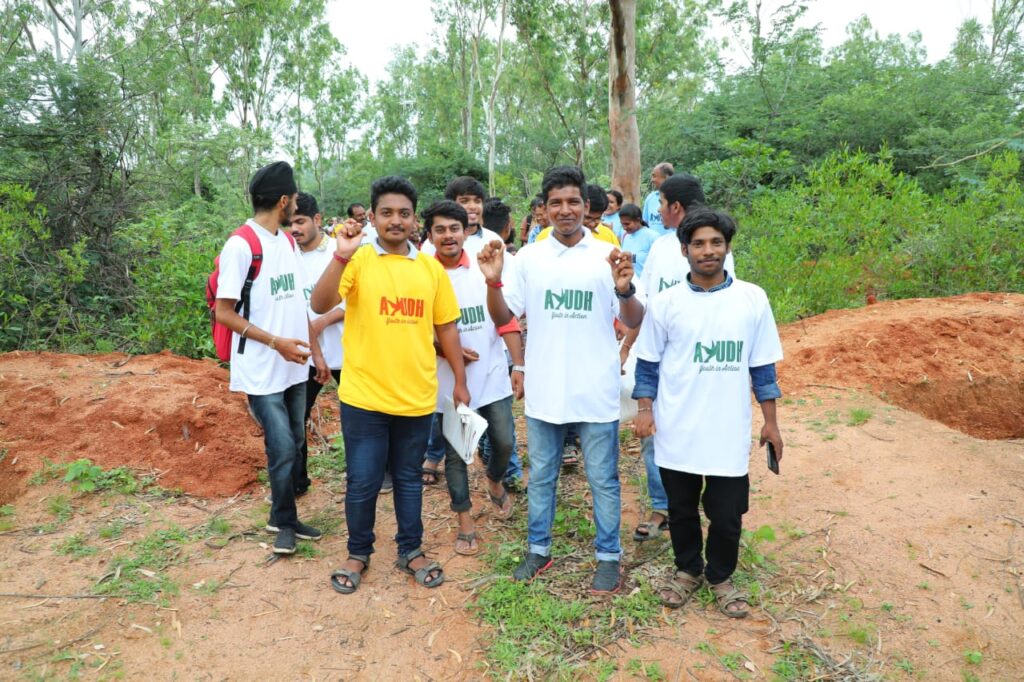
top-left (328, 0), bottom-right (991, 86)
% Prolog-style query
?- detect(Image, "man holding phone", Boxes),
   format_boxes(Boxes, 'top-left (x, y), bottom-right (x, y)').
top-left (631, 207), bottom-right (783, 618)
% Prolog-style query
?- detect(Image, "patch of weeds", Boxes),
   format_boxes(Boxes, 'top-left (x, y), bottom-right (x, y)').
top-left (880, 601), bottom-right (895, 613)
top-left (306, 508), bottom-right (344, 535)
top-left (696, 641), bottom-right (749, 677)
top-left (29, 458), bottom-right (65, 485)
top-left (295, 541), bottom-right (321, 559)
top-left (917, 580), bottom-right (930, 590)
top-left (963, 650), bottom-right (982, 666)
top-left (94, 526), bottom-right (192, 603)
top-left (846, 623), bottom-right (875, 646)
top-left (0, 503), bottom-right (14, 532)
top-left (847, 408), bottom-right (873, 427)
top-left (552, 500), bottom-right (595, 541)
top-left (256, 469), bottom-right (269, 485)
top-left (822, 432), bottom-right (837, 441)
top-left (205, 517), bottom-right (231, 537)
top-left (619, 427), bottom-right (634, 443)
top-left (962, 672), bottom-right (980, 682)
top-left (55, 533), bottom-right (99, 558)
top-left (894, 658), bottom-right (915, 675)
top-left (626, 658), bottom-right (664, 680)
top-left (99, 519), bottom-right (126, 539)
top-left (771, 643), bottom-right (816, 680)
top-left (959, 596), bottom-right (974, 610)
top-left (473, 580), bottom-right (587, 676)
top-left (62, 459), bottom-right (142, 494)
top-left (309, 432), bottom-right (346, 482)
top-left (40, 494), bottom-right (74, 530)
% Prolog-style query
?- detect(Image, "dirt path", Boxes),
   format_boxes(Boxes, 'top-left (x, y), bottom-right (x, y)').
top-left (1, 293), bottom-right (1022, 680)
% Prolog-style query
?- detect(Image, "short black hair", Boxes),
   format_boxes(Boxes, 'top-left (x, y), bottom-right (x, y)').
top-left (530, 195), bottom-right (545, 210)
top-left (346, 202), bottom-right (365, 216)
top-left (252, 193), bottom-right (282, 212)
top-left (483, 197), bottom-right (512, 233)
top-left (678, 207), bottom-right (737, 245)
top-left (421, 200), bottom-right (468, 232)
top-left (619, 202), bottom-right (643, 222)
top-left (607, 189), bottom-right (623, 207)
top-left (541, 165), bottom-right (586, 202)
top-left (370, 176), bottom-right (417, 211)
top-left (585, 184), bottom-right (608, 214)
top-left (660, 174), bottom-right (705, 211)
top-left (295, 192), bottom-right (320, 219)
top-left (444, 176), bottom-right (486, 201)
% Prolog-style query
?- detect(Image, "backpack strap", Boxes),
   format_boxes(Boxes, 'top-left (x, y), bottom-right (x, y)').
top-left (232, 224), bottom-right (263, 355)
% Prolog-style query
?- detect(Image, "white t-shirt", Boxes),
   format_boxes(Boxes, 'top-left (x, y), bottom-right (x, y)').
top-left (640, 232), bottom-right (737, 296)
top-left (435, 252), bottom-right (514, 411)
top-left (298, 236), bottom-right (344, 370)
top-left (505, 229), bottom-right (646, 424)
top-left (421, 226), bottom-right (502, 258)
top-left (217, 220), bottom-right (310, 395)
top-left (635, 278), bottom-right (783, 476)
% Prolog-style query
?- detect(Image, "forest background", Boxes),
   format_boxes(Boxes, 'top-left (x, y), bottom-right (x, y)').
top-left (1, 0), bottom-right (1022, 358)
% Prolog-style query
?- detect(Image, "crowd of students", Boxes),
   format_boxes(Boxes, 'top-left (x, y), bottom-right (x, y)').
top-left (213, 160), bottom-right (784, 615)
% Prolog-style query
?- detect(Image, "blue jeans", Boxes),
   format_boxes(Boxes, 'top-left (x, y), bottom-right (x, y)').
top-left (440, 396), bottom-right (516, 512)
top-left (247, 382), bottom-right (307, 529)
top-left (340, 402), bottom-right (433, 557)
top-left (524, 417), bottom-right (622, 561)
top-left (479, 424), bottom-right (523, 482)
top-left (641, 435), bottom-right (668, 514)
top-left (424, 414), bottom-right (446, 465)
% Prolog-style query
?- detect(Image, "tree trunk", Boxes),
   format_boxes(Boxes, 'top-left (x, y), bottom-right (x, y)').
top-left (484, 0), bottom-right (508, 195)
top-left (608, 0), bottom-right (640, 203)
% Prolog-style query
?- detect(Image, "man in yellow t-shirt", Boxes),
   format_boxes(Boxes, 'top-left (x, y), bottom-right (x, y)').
top-left (535, 183), bottom-right (621, 247)
top-left (311, 175), bottom-right (469, 595)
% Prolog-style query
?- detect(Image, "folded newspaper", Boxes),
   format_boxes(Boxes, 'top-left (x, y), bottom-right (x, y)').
top-left (441, 397), bottom-right (489, 464)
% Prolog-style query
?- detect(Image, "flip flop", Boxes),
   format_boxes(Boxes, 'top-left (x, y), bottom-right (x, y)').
top-left (633, 518), bottom-right (669, 541)
top-left (422, 465), bottom-right (441, 485)
top-left (488, 490), bottom-right (514, 520)
top-left (454, 531), bottom-right (480, 556)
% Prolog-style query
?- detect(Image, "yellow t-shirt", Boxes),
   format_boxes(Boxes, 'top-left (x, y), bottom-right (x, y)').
top-left (536, 224), bottom-right (621, 247)
top-left (337, 242), bottom-right (460, 416)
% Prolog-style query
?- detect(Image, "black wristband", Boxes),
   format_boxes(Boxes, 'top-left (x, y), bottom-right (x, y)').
top-left (615, 282), bottom-right (636, 299)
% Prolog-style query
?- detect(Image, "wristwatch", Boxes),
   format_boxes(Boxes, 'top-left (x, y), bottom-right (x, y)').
top-left (615, 282), bottom-right (636, 299)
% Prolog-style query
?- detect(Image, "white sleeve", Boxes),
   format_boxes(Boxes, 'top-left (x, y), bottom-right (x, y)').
top-left (633, 294), bottom-right (667, 363)
top-left (503, 252), bottom-right (526, 317)
top-left (725, 251), bottom-right (737, 278)
top-left (215, 236), bottom-right (252, 301)
top-left (749, 290), bottom-right (784, 366)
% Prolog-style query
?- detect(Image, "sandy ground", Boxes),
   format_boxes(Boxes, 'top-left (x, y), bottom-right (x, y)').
top-left (0, 293), bottom-right (1022, 681)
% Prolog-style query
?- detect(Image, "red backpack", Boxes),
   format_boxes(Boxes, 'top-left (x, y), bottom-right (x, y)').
top-left (205, 224), bottom-right (295, 362)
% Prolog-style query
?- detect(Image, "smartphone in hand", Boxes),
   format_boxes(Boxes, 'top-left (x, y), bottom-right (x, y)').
top-left (767, 441), bottom-right (780, 475)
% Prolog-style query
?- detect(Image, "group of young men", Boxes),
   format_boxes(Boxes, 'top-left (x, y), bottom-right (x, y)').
top-left (214, 159), bottom-right (784, 615)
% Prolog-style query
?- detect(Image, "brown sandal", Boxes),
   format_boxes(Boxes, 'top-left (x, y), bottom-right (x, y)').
top-left (709, 579), bottom-right (750, 618)
top-left (658, 570), bottom-right (703, 609)
top-left (455, 531), bottom-right (480, 556)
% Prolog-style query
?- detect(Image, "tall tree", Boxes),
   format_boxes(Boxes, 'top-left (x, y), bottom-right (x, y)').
top-left (608, 0), bottom-right (640, 203)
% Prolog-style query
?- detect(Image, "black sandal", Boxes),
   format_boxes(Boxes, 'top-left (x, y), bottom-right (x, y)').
top-left (422, 465), bottom-right (441, 485)
top-left (395, 548), bottom-right (444, 588)
top-left (330, 554), bottom-right (370, 594)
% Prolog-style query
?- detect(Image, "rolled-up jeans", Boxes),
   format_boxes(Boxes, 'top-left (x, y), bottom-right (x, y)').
top-left (640, 435), bottom-right (669, 515)
top-left (247, 381), bottom-right (307, 530)
top-left (439, 396), bottom-right (516, 512)
top-left (524, 417), bottom-right (622, 561)
top-left (339, 402), bottom-right (433, 557)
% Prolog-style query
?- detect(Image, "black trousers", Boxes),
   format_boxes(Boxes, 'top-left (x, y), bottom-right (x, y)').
top-left (297, 366), bottom-right (341, 492)
top-left (658, 468), bottom-right (749, 585)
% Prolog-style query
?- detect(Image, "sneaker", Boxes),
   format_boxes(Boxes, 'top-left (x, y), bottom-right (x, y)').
top-left (590, 560), bottom-right (622, 594)
top-left (380, 472), bottom-right (393, 495)
top-left (264, 522), bottom-right (322, 540)
top-left (512, 552), bottom-right (553, 582)
top-left (273, 527), bottom-right (296, 554)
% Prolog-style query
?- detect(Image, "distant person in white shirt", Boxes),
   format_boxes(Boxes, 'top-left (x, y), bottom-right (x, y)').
top-left (214, 162), bottom-right (327, 555)
top-left (420, 177), bottom-right (501, 257)
top-left (477, 165), bottom-right (645, 594)
top-left (288, 192), bottom-right (347, 497)
top-left (632, 207), bottom-right (783, 618)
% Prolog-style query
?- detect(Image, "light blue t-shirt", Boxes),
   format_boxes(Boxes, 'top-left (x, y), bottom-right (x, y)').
top-left (642, 191), bottom-right (667, 236)
top-left (604, 211), bottom-right (623, 240)
top-left (621, 227), bottom-right (660, 275)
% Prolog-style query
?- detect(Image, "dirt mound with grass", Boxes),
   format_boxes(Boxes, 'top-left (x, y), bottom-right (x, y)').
top-left (779, 292), bottom-right (1024, 439)
top-left (0, 351), bottom-right (264, 504)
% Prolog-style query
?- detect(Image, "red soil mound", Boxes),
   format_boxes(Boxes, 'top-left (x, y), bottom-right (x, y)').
top-left (779, 292), bottom-right (1024, 439)
top-left (0, 351), bottom-right (264, 504)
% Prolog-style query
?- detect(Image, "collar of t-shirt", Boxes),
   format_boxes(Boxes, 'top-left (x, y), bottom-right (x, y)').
top-left (371, 235), bottom-right (418, 260)
top-left (685, 270), bottom-right (733, 293)
top-left (543, 225), bottom-right (595, 253)
top-left (465, 226), bottom-right (486, 239)
top-left (434, 249), bottom-right (471, 269)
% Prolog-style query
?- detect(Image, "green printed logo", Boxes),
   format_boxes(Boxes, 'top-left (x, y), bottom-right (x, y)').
top-left (658, 277), bottom-right (680, 292)
top-left (543, 289), bottom-right (593, 312)
top-left (460, 304), bottom-right (486, 326)
top-left (270, 273), bottom-right (296, 296)
top-left (303, 286), bottom-right (313, 301)
top-left (693, 340), bottom-right (744, 374)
